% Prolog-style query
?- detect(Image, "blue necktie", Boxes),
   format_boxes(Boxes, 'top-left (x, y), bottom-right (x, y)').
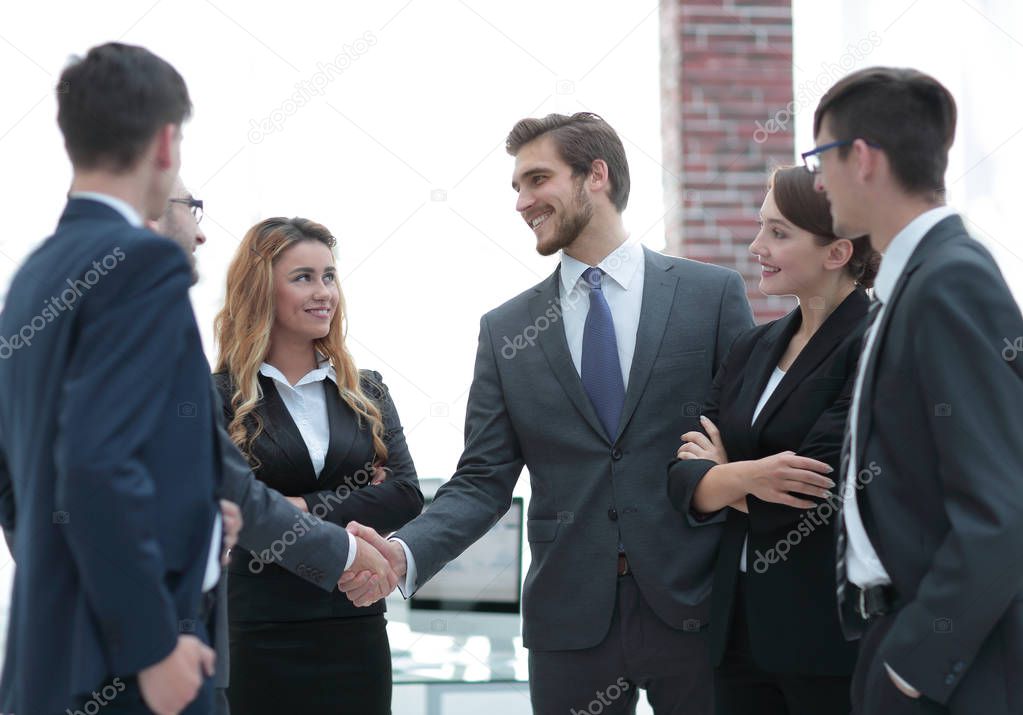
top-left (581, 267), bottom-right (625, 439)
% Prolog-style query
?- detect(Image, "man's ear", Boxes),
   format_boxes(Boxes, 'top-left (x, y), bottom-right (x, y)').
top-left (589, 159), bottom-right (610, 191)
top-left (153, 123), bottom-right (178, 172)
top-left (852, 137), bottom-right (881, 183)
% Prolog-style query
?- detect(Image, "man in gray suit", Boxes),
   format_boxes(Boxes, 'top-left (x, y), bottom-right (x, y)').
top-left (153, 179), bottom-right (397, 713)
top-left (344, 112), bottom-right (753, 714)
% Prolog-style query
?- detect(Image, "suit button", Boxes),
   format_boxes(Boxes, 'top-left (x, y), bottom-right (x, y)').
top-left (608, 507), bottom-right (618, 521)
top-left (611, 448), bottom-right (623, 460)
top-left (944, 674), bottom-right (955, 685)
top-left (952, 661), bottom-right (965, 673)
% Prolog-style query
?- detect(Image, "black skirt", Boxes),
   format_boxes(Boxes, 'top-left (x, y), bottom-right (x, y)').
top-left (228, 614), bottom-right (392, 715)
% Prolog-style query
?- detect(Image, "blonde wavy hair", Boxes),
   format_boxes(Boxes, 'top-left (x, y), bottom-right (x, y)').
top-left (214, 217), bottom-right (387, 465)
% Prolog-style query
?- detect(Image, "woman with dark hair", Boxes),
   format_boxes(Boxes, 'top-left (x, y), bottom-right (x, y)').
top-left (667, 166), bottom-right (880, 714)
top-left (214, 217), bottom-right (423, 715)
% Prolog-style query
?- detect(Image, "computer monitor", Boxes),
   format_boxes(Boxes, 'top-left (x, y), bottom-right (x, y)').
top-left (393, 482), bottom-right (525, 661)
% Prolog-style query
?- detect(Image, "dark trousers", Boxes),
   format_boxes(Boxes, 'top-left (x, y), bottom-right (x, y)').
top-left (851, 613), bottom-right (948, 715)
top-left (228, 614), bottom-right (391, 715)
top-left (715, 576), bottom-right (851, 715)
top-left (528, 571), bottom-right (713, 715)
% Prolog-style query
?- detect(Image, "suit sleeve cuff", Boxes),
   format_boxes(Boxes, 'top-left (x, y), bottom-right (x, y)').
top-left (390, 537), bottom-right (417, 598)
top-left (344, 531), bottom-right (357, 571)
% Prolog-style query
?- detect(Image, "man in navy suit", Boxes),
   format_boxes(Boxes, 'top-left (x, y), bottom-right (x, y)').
top-left (0, 43), bottom-right (222, 715)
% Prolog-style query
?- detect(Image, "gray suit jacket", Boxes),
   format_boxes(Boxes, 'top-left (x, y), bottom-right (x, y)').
top-left (210, 381), bottom-right (351, 699)
top-left (396, 248), bottom-right (754, 651)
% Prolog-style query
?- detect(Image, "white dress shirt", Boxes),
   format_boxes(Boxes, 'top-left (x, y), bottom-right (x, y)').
top-left (843, 205), bottom-right (959, 588)
top-left (739, 366), bottom-right (787, 572)
top-left (260, 360), bottom-right (358, 570)
top-left (394, 240), bottom-right (647, 597)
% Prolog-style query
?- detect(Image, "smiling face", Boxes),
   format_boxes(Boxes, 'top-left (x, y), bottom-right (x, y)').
top-left (511, 135), bottom-right (595, 256)
top-left (749, 189), bottom-right (839, 299)
top-left (271, 240), bottom-right (339, 344)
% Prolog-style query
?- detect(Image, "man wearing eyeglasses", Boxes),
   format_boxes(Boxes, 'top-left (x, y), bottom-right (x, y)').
top-left (809, 67), bottom-right (1023, 715)
top-left (158, 179), bottom-right (206, 283)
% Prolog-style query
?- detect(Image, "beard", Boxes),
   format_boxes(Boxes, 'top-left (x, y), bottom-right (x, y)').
top-left (536, 180), bottom-right (594, 256)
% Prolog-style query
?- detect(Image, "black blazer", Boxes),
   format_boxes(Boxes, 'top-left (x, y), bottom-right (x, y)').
top-left (669, 288), bottom-right (869, 676)
top-left (0, 199), bottom-right (222, 715)
top-left (839, 216), bottom-right (1023, 713)
top-left (214, 368), bottom-right (422, 622)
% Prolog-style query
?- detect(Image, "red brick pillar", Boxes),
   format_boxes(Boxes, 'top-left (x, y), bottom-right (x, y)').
top-left (660, 0), bottom-right (796, 321)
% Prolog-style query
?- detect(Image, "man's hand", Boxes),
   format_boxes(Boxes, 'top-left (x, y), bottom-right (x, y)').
top-left (885, 664), bottom-right (922, 699)
top-left (747, 451), bottom-right (834, 509)
top-left (219, 499), bottom-right (242, 566)
top-left (138, 634), bottom-right (215, 715)
top-left (337, 527), bottom-right (399, 607)
top-left (338, 521), bottom-right (406, 606)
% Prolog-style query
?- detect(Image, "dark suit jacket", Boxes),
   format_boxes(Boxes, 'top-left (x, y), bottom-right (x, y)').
top-left (214, 369), bottom-right (422, 622)
top-left (839, 216), bottom-right (1023, 713)
top-left (669, 288), bottom-right (869, 676)
top-left (396, 248), bottom-right (754, 651)
top-left (0, 199), bottom-right (221, 714)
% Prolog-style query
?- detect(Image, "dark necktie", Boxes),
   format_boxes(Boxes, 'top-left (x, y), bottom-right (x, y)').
top-left (835, 298), bottom-right (883, 608)
top-left (581, 267), bottom-right (625, 439)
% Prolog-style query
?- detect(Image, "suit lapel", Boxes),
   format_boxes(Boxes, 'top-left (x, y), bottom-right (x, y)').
top-left (753, 289), bottom-right (870, 438)
top-left (319, 380), bottom-right (361, 482)
top-left (615, 248), bottom-right (680, 440)
top-left (854, 221), bottom-right (960, 468)
top-left (257, 374), bottom-right (316, 478)
top-left (529, 269), bottom-right (609, 440)
top-left (738, 310), bottom-right (797, 446)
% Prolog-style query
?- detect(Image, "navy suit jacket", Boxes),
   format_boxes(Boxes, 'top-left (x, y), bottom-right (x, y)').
top-left (0, 199), bottom-right (222, 714)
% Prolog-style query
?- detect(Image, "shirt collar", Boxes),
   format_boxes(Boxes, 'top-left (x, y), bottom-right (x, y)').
top-left (874, 205), bottom-right (959, 304)
top-left (68, 191), bottom-right (144, 228)
top-left (259, 355), bottom-right (337, 390)
top-left (560, 239), bottom-right (644, 296)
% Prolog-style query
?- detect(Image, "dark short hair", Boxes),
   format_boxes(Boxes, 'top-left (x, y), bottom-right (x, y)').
top-left (813, 67), bottom-right (956, 197)
top-left (57, 43), bottom-right (192, 171)
top-left (506, 112), bottom-right (630, 212)
top-left (770, 166), bottom-right (880, 289)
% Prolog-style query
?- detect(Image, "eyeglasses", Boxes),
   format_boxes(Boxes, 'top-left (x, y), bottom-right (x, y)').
top-left (801, 139), bottom-right (881, 174)
top-left (169, 196), bottom-right (204, 224)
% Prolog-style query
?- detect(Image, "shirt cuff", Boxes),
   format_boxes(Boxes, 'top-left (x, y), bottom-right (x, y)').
top-left (344, 531), bottom-right (357, 571)
top-left (390, 537), bottom-right (417, 598)
top-left (884, 663), bottom-right (921, 697)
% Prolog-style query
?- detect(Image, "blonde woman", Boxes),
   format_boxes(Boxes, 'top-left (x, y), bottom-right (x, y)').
top-left (214, 217), bottom-right (422, 714)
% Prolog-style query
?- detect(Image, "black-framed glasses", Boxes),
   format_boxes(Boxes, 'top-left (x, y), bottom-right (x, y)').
top-left (801, 139), bottom-right (881, 174)
top-left (169, 196), bottom-right (203, 224)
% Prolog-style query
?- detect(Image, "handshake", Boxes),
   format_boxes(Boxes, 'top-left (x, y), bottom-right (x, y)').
top-left (337, 522), bottom-right (408, 607)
